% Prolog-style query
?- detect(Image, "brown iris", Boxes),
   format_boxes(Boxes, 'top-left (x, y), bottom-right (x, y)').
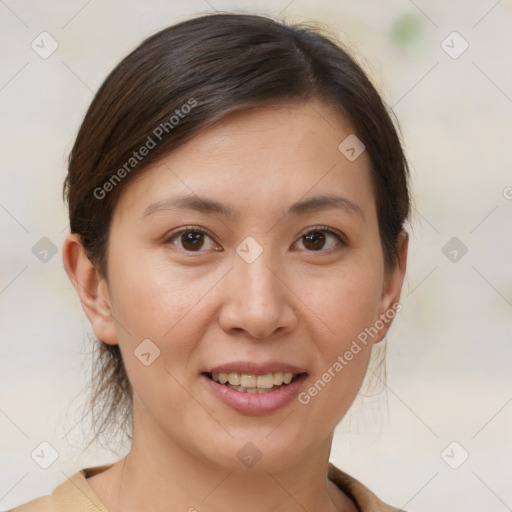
top-left (302, 231), bottom-right (326, 251)
top-left (181, 231), bottom-right (205, 251)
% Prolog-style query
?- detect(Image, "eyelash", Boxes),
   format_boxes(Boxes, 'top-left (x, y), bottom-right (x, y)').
top-left (163, 225), bottom-right (346, 254)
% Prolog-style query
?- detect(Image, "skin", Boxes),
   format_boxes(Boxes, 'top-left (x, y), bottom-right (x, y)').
top-left (63, 99), bottom-right (407, 512)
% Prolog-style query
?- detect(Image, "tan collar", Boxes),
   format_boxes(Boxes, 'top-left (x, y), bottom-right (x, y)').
top-left (328, 462), bottom-right (404, 511)
top-left (18, 461), bottom-right (402, 512)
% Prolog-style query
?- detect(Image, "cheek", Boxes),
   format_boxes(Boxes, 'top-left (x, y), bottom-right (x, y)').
top-left (295, 273), bottom-right (380, 430)
top-left (106, 255), bottom-right (210, 417)
top-left (303, 261), bottom-right (384, 346)
top-left (108, 248), bottom-right (201, 334)
top-left (106, 248), bottom-right (228, 376)
top-left (296, 258), bottom-right (383, 403)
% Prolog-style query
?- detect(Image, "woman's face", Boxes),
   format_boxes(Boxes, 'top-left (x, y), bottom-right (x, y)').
top-left (85, 100), bottom-right (406, 471)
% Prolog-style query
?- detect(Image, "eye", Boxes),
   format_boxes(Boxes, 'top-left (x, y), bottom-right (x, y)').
top-left (164, 226), bottom-right (345, 253)
top-left (164, 227), bottom-right (220, 252)
top-left (293, 227), bottom-right (346, 252)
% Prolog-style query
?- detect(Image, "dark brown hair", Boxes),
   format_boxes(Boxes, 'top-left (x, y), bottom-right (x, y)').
top-left (64, 12), bottom-right (410, 445)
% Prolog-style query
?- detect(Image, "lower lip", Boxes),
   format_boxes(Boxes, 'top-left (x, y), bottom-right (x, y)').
top-left (201, 373), bottom-right (308, 415)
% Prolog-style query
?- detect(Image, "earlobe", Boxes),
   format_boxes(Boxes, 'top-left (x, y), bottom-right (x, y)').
top-left (373, 231), bottom-right (409, 344)
top-left (62, 233), bottom-right (118, 345)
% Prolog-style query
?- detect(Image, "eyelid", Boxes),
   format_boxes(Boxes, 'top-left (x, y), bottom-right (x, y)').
top-left (297, 225), bottom-right (346, 241)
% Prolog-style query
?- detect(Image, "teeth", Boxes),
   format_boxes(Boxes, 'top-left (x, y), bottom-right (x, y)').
top-left (210, 371), bottom-right (297, 390)
top-left (273, 372), bottom-right (284, 385)
top-left (229, 385), bottom-right (273, 393)
top-left (256, 374), bottom-right (274, 389)
top-left (240, 374), bottom-right (257, 388)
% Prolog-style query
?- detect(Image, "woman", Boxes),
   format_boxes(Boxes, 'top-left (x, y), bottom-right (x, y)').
top-left (12, 12), bottom-right (409, 512)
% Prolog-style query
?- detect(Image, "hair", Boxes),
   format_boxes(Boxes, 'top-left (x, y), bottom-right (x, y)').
top-left (64, 12), bottom-right (410, 445)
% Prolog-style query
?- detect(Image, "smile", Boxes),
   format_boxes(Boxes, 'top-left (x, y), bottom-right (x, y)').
top-left (202, 371), bottom-right (308, 414)
top-left (206, 371), bottom-right (301, 393)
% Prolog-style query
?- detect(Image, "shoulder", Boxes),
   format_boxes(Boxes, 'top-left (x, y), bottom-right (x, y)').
top-left (328, 462), bottom-right (406, 512)
top-left (7, 465), bottom-right (111, 512)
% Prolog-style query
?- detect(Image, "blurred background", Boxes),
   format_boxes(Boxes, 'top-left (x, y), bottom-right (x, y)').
top-left (1, 1), bottom-right (511, 510)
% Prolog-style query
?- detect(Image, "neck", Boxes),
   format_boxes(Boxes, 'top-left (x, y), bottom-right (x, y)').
top-left (89, 414), bottom-right (356, 512)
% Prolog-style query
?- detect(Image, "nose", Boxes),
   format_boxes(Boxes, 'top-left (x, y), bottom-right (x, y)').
top-left (217, 246), bottom-right (298, 339)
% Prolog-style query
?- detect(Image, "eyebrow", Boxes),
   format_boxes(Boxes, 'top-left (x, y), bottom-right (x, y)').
top-left (142, 193), bottom-right (364, 219)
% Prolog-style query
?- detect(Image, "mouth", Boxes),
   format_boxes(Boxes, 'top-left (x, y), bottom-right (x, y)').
top-left (203, 371), bottom-right (306, 394)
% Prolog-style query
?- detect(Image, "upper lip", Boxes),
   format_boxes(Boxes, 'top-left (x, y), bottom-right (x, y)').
top-left (204, 362), bottom-right (307, 376)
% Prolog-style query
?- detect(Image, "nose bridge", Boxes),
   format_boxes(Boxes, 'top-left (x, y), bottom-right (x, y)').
top-left (234, 242), bottom-right (282, 308)
top-left (219, 240), bottom-right (294, 338)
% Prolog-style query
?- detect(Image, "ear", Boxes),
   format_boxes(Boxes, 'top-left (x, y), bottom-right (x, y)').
top-left (373, 231), bottom-right (408, 344)
top-left (62, 233), bottom-right (118, 345)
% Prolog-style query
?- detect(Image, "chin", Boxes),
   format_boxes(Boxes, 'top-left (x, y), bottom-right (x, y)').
top-left (191, 426), bottom-right (320, 475)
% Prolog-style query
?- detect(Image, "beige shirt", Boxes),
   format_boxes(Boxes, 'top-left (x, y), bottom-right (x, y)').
top-left (9, 462), bottom-right (404, 512)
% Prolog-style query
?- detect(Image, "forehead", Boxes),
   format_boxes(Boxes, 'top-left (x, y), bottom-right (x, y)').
top-left (113, 100), bottom-right (376, 224)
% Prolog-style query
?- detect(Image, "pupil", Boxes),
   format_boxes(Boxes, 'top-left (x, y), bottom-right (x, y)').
top-left (182, 231), bottom-right (203, 250)
top-left (304, 232), bottom-right (325, 250)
